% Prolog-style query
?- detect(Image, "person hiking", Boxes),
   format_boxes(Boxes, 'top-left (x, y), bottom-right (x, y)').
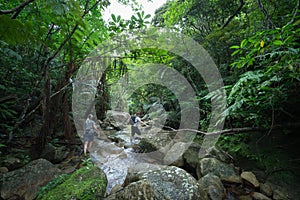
top-left (130, 112), bottom-right (146, 144)
top-left (83, 114), bottom-right (98, 156)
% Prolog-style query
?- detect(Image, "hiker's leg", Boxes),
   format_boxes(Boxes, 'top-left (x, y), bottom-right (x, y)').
top-left (84, 141), bottom-right (88, 156)
top-left (88, 141), bottom-right (93, 149)
top-left (130, 133), bottom-right (135, 144)
top-left (136, 128), bottom-right (141, 138)
top-left (130, 126), bottom-right (135, 143)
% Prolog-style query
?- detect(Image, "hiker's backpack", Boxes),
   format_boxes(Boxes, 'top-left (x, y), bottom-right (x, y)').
top-left (129, 115), bottom-right (136, 125)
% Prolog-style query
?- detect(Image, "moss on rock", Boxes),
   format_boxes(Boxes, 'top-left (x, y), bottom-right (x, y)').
top-left (37, 165), bottom-right (107, 200)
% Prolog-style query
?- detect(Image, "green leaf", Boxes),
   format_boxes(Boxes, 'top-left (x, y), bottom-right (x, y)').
top-left (111, 14), bottom-right (116, 22)
top-left (145, 14), bottom-right (151, 19)
top-left (131, 15), bottom-right (137, 21)
top-left (231, 49), bottom-right (240, 56)
top-left (273, 40), bottom-right (283, 46)
top-left (240, 39), bottom-right (248, 48)
top-left (230, 45), bottom-right (240, 49)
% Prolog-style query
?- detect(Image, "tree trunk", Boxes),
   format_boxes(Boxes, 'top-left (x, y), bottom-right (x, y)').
top-left (62, 62), bottom-right (75, 141)
top-left (62, 91), bottom-right (74, 141)
top-left (37, 65), bottom-right (51, 151)
top-left (97, 71), bottom-right (109, 120)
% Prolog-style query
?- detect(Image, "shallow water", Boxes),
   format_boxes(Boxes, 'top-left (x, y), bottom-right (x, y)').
top-left (90, 135), bottom-right (145, 195)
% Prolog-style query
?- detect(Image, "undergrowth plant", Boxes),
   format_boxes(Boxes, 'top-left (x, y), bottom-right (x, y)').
top-left (36, 174), bottom-right (70, 200)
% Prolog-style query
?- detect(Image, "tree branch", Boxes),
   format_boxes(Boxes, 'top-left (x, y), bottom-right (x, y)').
top-left (222, 0), bottom-right (244, 29)
top-left (257, 0), bottom-right (276, 29)
top-left (0, 0), bottom-right (35, 18)
top-left (45, 0), bottom-right (102, 66)
top-left (8, 82), bottom-right (72, 141)
top-left (287, 0), bottom-right (300, 25)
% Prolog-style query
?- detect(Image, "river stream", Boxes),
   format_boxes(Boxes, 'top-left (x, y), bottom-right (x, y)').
top-left (89, 130), bottom-right (153, 195)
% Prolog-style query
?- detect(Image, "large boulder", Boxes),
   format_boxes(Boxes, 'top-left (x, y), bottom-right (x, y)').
top-left (183, 142), bottom-right (202, 168)
top-left (102, 110), bottom-right (130, 130)
top-left (198, 173), bottom-right (226, 200)
top-left (1, 159), bottom-right (61, 200)
top-left (106, 165), bottom-right (209, 200)
top-left (40, 143), bottom-right (69, 164)
top-left (139, 130), bottom-right (177, 152)
top-left (203, 146), bottom-right (234, 163)
top-left (183, 144), bottom-right (234, 171)
top-left (163, 142), bottom-right (189, 166)
top-left (197, 157), bottom-right (242, 183)
top-left (122, 163), bottom-right (163, 188)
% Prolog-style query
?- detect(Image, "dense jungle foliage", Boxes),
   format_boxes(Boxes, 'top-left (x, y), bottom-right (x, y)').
top-left (0, 0), bottom-right (300, 176)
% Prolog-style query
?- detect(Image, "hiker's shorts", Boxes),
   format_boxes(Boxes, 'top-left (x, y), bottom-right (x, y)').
top-left (131, 126), bottom-right (141, 136)
top-left (84, 129), bottom-right (94, 142)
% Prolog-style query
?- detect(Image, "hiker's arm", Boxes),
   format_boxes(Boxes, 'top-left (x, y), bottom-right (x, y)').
top-left (139, 118), bottom-right (147, 126)
top-left (93, 123), bottom-right (98, 130)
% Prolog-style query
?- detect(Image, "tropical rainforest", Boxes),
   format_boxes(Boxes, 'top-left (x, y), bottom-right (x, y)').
top-left (0, 0), bottom-right (300, 198)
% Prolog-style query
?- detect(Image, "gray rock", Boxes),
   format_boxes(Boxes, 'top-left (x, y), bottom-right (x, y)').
top-left (103, 110), bottom-right (131, 130)
top-left (1, 158), bottom-right (61, 200)
top-left (241, 171), bottom-right (260, 188)
top-left (273, 189), bottom-right (290, 200)
top-left (2, 157), bottom-right (23, 171)
top-left (107, 165), bottom-right (209, 200)
top-left (238, 195), bottom-right (252, 200)
top-left (142, 130), bottom-right (176, 152)
top-left (40, 143), bottom-right (69, 164)
top-left (0, 167), bottom-right (8, 173)
top-left (107, 179), bottom-right (158, 200)
top-left (197, 157), bottom-right (241, 183)
top-left (94, 140), bottom-right (124, 157)
top-left (198, 173), bottom-right (226, 200)
top-left (163, 142), bottom-right (188, 166)
top-left (123, 163), bottom-right (163, 187)
top-left (203, 146), bottom-right (233, 163)
top-left (183, 142), bottom-right (201, 168)
top-left (251, 192), bottom-right (272, 200)
top-left (183, 144), bottom-right (233, 170)
top-left (260, 182), bottom-right (273, 197)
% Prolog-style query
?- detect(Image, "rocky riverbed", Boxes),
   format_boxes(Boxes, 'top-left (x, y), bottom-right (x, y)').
top-left (1, 115), bottom-right (299, 199)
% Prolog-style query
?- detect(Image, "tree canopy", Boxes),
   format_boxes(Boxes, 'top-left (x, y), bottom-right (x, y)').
top-left (1, 0), bottom-right (300, 175)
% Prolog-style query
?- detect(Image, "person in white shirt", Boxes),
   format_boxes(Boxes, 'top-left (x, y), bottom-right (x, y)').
top-left (130, 112), bottom-right (144, 143)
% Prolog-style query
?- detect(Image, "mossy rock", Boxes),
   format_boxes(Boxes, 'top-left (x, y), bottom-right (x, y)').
top-left (38, 166), bottom-right (107, 200)
top-left (137, 139), bottom-right (158, 153)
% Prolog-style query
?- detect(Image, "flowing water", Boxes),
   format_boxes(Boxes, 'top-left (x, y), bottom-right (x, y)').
top-left (88, 127), bottom-right (186, 196)
top-left (89, 130), bottom-right (150, 195)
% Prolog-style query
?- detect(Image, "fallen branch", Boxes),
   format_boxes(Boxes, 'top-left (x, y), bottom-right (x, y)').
top-left (163, 125), bottom-right (263, 136)
top-left (164, 122), bottom-right (300, 136)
